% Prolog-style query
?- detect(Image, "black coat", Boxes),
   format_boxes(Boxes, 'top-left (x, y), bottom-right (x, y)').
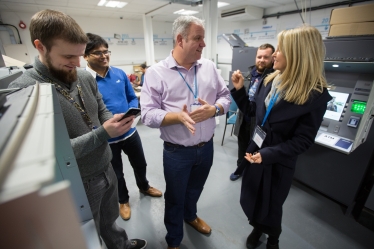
top-left (231, 79), bottom-right (332, 227)
top-left (233, 66), bottom-right (274, 137)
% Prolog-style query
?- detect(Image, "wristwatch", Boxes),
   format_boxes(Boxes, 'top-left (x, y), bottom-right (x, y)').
top-left (214, 105), bottom-right (220, 117)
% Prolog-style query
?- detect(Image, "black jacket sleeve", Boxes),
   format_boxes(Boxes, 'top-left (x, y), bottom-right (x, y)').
top-left (230, 86), bottom-right (256, 118)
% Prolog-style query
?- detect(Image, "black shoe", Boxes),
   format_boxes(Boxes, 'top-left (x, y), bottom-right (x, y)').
top-left (266, 243), bottom-right (279, 249)
top-left (230, 172), bottom-right (242, 181)
top-left (246, 230), bottom-right (263, 249)
top-left (129, 239), bottom-right (147, 249)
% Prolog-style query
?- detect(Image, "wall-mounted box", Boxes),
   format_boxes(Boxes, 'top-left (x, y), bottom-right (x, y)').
top-left (330, 3), bottom-right (374, 25)
top-left (329, 22), bottom-right (374, 36)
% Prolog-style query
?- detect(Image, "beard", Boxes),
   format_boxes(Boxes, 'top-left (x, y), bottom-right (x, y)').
top-left (256, 61), bottom-right (273, 73)
top-left (46, 53), bottom-right (77, 84)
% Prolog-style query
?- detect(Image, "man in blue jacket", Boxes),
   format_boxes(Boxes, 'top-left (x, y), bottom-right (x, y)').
top-left (84, 33), bottom-right (162, 221)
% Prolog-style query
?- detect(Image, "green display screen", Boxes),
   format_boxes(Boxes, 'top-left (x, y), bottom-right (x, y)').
top-left (351, 100), bottom-right (366, 114)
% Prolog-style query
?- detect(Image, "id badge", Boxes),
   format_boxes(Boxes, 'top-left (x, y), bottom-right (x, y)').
top-left (190, 103), bottom-right (201, 111)
top-left (252, 125), bottom-right (266, 148)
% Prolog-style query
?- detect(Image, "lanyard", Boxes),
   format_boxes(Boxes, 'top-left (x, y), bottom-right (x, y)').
top-left (261, 91), bottom-right (279, 127)
top-left (175, 66), bottom-right (198, 102)
top-left (35, 69), bottom-right (96, 130)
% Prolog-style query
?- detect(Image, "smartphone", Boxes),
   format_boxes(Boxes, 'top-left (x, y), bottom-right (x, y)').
top-left (118, 107), bottom-right (141, 121)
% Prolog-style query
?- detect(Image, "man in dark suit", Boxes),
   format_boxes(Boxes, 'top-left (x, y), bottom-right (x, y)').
top-left (230, 43), bottom-right (275, 181)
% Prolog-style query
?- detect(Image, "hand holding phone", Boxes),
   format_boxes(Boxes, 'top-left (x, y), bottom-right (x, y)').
top-left (119, 107), bottom-right (141, 121)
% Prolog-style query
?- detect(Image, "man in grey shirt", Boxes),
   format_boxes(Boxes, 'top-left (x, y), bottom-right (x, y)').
top-left (9, 9), bottom-right (146, 249)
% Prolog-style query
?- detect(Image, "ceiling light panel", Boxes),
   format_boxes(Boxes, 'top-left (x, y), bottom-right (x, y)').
top-left (97, 0), bottom-right (127, 8)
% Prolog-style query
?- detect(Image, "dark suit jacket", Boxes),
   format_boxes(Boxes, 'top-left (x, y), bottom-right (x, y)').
top-left (233, 66), bottom-right (274, 136)
top-left (231, 79), bottom-right (332, 227)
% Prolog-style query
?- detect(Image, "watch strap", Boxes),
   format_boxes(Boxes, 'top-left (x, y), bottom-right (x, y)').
top-left (214, 105), bottom-right (220, 117)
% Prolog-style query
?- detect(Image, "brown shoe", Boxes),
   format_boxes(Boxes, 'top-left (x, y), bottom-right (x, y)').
top-left (167, 247), bottom-right (179, 249)
top-left (119, 202), bottom-right (131, 220)
top-left (140, 186), bottom-right (162, 197)
top-left (185, 216), bottom-right (211, 234)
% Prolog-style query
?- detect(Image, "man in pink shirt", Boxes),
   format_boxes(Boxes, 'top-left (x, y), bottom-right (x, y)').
top-left (140, 16), bottom-right (231, 249)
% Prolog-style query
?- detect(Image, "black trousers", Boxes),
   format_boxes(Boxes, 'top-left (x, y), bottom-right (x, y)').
top-left (250, 220), bottom-right (282, 239)
top-left (109, 130), bottom-right (149, 204)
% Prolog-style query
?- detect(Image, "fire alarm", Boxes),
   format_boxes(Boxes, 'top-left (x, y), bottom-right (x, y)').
top-left (19, 21), bottom-right (26, 29)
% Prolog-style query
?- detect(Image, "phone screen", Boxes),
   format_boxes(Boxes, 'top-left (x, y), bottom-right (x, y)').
top-left (119, 108), bottom-right (141, 121)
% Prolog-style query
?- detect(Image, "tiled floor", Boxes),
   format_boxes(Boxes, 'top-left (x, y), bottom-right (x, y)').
top-left (112, 116), bottom-right (374, 249)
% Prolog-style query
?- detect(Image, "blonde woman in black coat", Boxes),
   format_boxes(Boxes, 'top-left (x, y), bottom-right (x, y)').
top-left (231, 25), bottom-right (332, 249)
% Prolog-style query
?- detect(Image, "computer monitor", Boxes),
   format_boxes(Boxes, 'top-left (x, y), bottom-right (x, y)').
top-left (323, 90), bottom-right (350, 121)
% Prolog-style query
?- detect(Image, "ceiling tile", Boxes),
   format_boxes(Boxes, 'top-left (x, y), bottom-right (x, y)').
top-left (34, 0), bottom-right (68, 7)
top-left (0, 0), bottom-right (37, 4)
top-left (67, 2), bottom-right (97, 8)
top-left (0, 0), bottom-right (355, 22)
top-left (2, 3), bottom-right (39, 13)
top-left (65, 9), bottom-right (92, 16)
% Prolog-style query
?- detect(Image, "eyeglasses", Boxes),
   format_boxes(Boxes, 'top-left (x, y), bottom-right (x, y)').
top-left (89, 50), bottom-right (111, 57)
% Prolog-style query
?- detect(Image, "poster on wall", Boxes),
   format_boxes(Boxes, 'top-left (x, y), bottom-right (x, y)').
top-left (154, 39), bottom-right (169, 46)
top-left (117, 40), bottom-right (129, 45)
top-left (285, 17), bottom-right (330, 39)
top-left (222, 26), bottom-right (278, 45)
top-left (117, 34), bottom-right (129, 45)
top-left (99, 33), bottom-right (146, 65)
top-left (153, 34), bottom-right (173, 62)
top-left (102, 33), bottom-right (143, 46)
top-left (103, 37), bottom-right (114, 45)
top-left (314, 17), bottom-right (330, 39)
top-left (243, 25), bottom-right (277, 43)
top-left (153, 34), bottom-right (172, 46)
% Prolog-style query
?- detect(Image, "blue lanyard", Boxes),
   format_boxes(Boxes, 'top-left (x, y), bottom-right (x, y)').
top-left (261, 91), bottom-right (279, 127)
top-left (175, 66), bottom-right (198, 101)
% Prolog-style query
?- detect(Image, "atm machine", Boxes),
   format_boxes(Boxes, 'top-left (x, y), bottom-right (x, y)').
top-left (294, 37), bottom-right (374, 215)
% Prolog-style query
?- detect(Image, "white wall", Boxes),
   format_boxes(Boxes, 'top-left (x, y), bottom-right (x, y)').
top-left (216, 5), bottom-right (337, 81)
top-left (0, 11), bottom-right (173, 74)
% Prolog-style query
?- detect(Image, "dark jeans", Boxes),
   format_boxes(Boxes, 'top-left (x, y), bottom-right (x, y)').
top-left (84, 165), bottom-right (130, 249)
top-left (109, 130), bottom-right (149, 204)
top-left (163, 138), bottom-right (214, 247)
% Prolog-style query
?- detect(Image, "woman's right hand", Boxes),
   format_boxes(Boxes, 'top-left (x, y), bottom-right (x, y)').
top-left (231, 70), bottom-right (244, 90)
top-left (245, 152), bottom-right (262, 164)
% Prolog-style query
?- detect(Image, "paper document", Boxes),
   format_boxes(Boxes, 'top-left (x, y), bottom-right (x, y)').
top-left (131, 115), bottom-right (141, 128)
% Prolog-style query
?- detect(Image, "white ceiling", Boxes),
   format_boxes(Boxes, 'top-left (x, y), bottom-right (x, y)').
top-left (0, 0), bottom-right (354, 22)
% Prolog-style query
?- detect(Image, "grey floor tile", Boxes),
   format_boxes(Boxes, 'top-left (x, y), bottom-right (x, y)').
top-left (109, 116), bottom-right (374, 249)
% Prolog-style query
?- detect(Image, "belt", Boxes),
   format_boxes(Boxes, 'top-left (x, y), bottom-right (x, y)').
top-left (164, 137), bottom-right (213, 148)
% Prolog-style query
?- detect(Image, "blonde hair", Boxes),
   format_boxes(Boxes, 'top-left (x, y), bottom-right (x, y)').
top-left (264, 25), bottom-right (328, 105)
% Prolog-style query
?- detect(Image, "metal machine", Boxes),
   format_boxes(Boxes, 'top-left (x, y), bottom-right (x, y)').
top-left (295, 37), bottom-right (374, 214)
top-left (314, 37), bottom-right (374, 154)
top-left (0, 84), bottom-right (100, 248)
top-left (221, 33), bottom-right (257, 89)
